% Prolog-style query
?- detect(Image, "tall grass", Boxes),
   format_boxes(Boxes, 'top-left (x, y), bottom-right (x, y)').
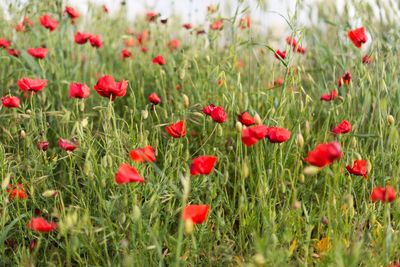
top-left (1, 0), bottom-right (400, 266)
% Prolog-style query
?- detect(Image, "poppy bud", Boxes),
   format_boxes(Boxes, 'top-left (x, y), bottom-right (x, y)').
top-left (42, 190), bottom-right (57, 198)
top-left (351, 137), bottom-right (357, 148)
top-left (1, 173), bottom-right (11, 190)
top-left (184, 219), bottom-right (194, 234)
top-left (141, 110), bottom-right (149, 119)
top-left (80, 101), bottom-right (85, 111)
top-left (84, 160), bottom-right (92, 176)
top-left (296, 133), bottom-right (304, 148)
top-left (305, 121), bottom-right (311, 135)
top-left (304, 166), bottom-right (320, 176)
top-left (101, 156), bottom-right (108, 167)
top-left (29, 240), bottom-right (36, 252)
top-left (387, 114), bottom-right (395, 125)
top-left (235, 121), bottom-right (243, 133)
top-left (321, 216), bottom-right (329, 225)
top-left (242, 161), bottom-right (249, 178)
top-left (253, 254), bottom-right (266, 266)
top-left (182, 94), bottom-right (189, 108)
top-left (370, 213), bottom-right (376, 225)
top-left (20, 130), bottom-right (26, 138)
top-left (81, 118), bottom-right (88, 128)
top-left (132, 205), bottom-right (141, 221)
top-left (292, 200), bottom-right (301, 210)
top-left (299, 174), bottom-right (305, 183)
top-left (254, 112), bottom-right (262, 125)
top-left (217, 124), bottom-right (223, 136)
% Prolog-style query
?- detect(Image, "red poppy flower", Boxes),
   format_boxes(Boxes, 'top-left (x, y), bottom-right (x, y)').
top-left (370, 186), bottom-right (396, 203)
top-left (183, 23), bottom-right (192, 30)
top-left (152, 55), bottom-right (166, 65)
top-left (103, 4), bottom-right (109, 13)
top-left (332, 120), bottom-right (352, 135)
top-left (275, 49), bottom-right (286, 60)
top-left (148, 92), bottom-right (161, 105)
top-left (304, 142), bottom-right (342, 167)
top-left (141, 47), bottom-right (148, 53)
top-left (37, 140), bottom-right (49, 151)
top-left (274, 78), bottom-right (284, 86)
top-left (362, 54), bottom-right (372, 64)
top-left (39, 14), bottom-right (58, 31)
top-left (89, 35), bottom-right (103, 48)
top-left (241, 125), bottom-right (270, 147)
top-left (239, 16), bottom-right (251, 29)
top-left (15, 23), bottom-right (24, 32)
top-left (2, 96), bottom-right (20, 108)
top-left (27, 217), bottom-right (57, 233)
top-left (0, 38), bottom-right (10, 49)
top-left (346, 159), bottom-right (368, 179)
top-left (146, 12), bottom-right (158, 22)
top-left (166, 120), bottom-right (186, 138)
top-left (348, 27), bottom-right (367, 48)
top-left (17, 78), bottom-right (48, 93)
top-left (137, 30), bottom-right (149, 45)
top-left (266, 127), bottom-right (291, 143)
top-left (286, 36), bottom-right (297, 47)
top-left (121, 48), bottom-right (132, 58)
top-left (238, 112), bottom-right (255, 126)
top-left (320, 90), bottom-right (338, 102)
top-left (93, 75), bottom-right (128, 100)
top-left (337, 71), bottom-right (351, 87)
top-left (27, 47), bottom-right (48, 59)
top-left (65, 6), bottom-right (80, 19)
top-left (130, 145), bottom-right (156, 163)
top-left (210, 20), bottom-right (223, 31)
top-left (7, 48), bottom-right (20, 57)
top-left (168, 39), bottom-right (181, 51)
top-left (69, 82), bottom-right (90, 99)
top-left (7, 184), bottom-right (28, 200)
top-left (124, 38), bottom-right (136, 47)
top-left (58, 138), bottom-right (78, 151)
top-left (183, 205), bottom-right (210, 224)
top-left (203, 104), bottom-right (216, 116)
top-left (190, 156), bottom-right (218, 176)
top-left (210, 106), bottom-right (227, 123)
top-left (74, 32), bottom-right (92, 45)
top-left (115, 163), bottom-right (145, 184)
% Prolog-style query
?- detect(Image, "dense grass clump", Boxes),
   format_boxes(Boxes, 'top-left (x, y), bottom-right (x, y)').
top-left (1, 0), bottom-right (400, 266)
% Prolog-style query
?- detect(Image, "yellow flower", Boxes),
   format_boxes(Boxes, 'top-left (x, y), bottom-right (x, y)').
top-left (314, 237), bottom-right (331, 253)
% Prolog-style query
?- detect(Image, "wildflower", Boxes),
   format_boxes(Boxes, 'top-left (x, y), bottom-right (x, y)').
top-left (37, 140), bottom-right (49, 151)
top-left (146, 12), bottom-right (158, 22)
top-left (121, 48), bottom-right (132, 58)
top-left (65, 6), bottom-right (80, 19)
top-left (183, 23), bottom-right (192, 30)
top-left (370, 186), bottom-right (396, 203)
top-left (190, 156), bottom-right (217, 176)
top-left (348, 27), bottom-right (368, 48)
top-left (115, 163), bottom-right (145, 184)
top-left (89, 35), bottom-right (103, 48)
top-left (210, 106), bottom-right (227, 123)
top-left (39, 14), bottom-right (58, 31)
top-left (166, 120), bottom-right (186, 138)
top-left (275, 49), bottom-right (286, 60)
top-left (168, 39), bottom-right (181, 51)
top-left (346, 159), bottom-right (368, 178)
top-left (203, 104), bottom-right (216, 116)
top-left (266, 127), bottom-right (291, 143)
top-left (304, 142), bottom-right (342, 167)
top-left (69, 82), bottom-right (90, 99)
top-left (210, 20), bottom-right (223, 31)
top-left (130, 145), bottom-right (156, 163)
top-left (93, 75), bottom-right (128, 100)
top-left (17, 78), bottom-right (48, 93)
top-left (238, 112), bottom-right (255, 126)
top-left (74, 32), bottom-right (92, 45)
top-left (7, 48), bottom-right (21, 57)
top-left (27, 217), bottom-right (57, 233)
top-left (58, 138), bottom-right (78, 151)
top-left (148, 92), bottom-right (161, 105)
top-left (27, 47), bottom-right (48, 59)
top-left (332, 120), bottom-right (352, 135)
top-left (320, 90), bottom-right (338, 102)
top-left (239, 16), bottom-right (251, 29)
top-left (152, 55), bottom-right (166, 65)
top-left (337, 71), bottom-right (351, 87)
top-left (241, 125), bottom-right (270, 147)
top-left (1, 96), bottom-right (20, 108)
top-left (0, 38), bottom-right (10, 49)
top-left (362, 54), bottom-right (372, 64)
top-left (7, 184), bottom-right (28, 199)
top-left (183, 205), bottom-right (210, 224)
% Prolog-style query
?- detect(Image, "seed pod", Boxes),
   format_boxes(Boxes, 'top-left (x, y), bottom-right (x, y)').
top-left (235, 121), bottom-right (243, 133)
top-left (296, 133), bottom-right (304, 148)
top-left (304, 166), bottom-right (320, 176)
top-left (42, 190), bottom-right (58, 198)
top-left (182, 94), bottom-right (189, 108)
top-left (298, 174), bottom-right (305, 183)
top-left (184, 219), bottom-right (194, 234)
top-left (20, 130), bottom-right (26, 139)
top-left (387, 114), bottom-right (395, 125)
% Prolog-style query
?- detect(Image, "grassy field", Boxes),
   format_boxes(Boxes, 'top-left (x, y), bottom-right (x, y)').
top-left (1, 0), bottom-right (400, 266)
